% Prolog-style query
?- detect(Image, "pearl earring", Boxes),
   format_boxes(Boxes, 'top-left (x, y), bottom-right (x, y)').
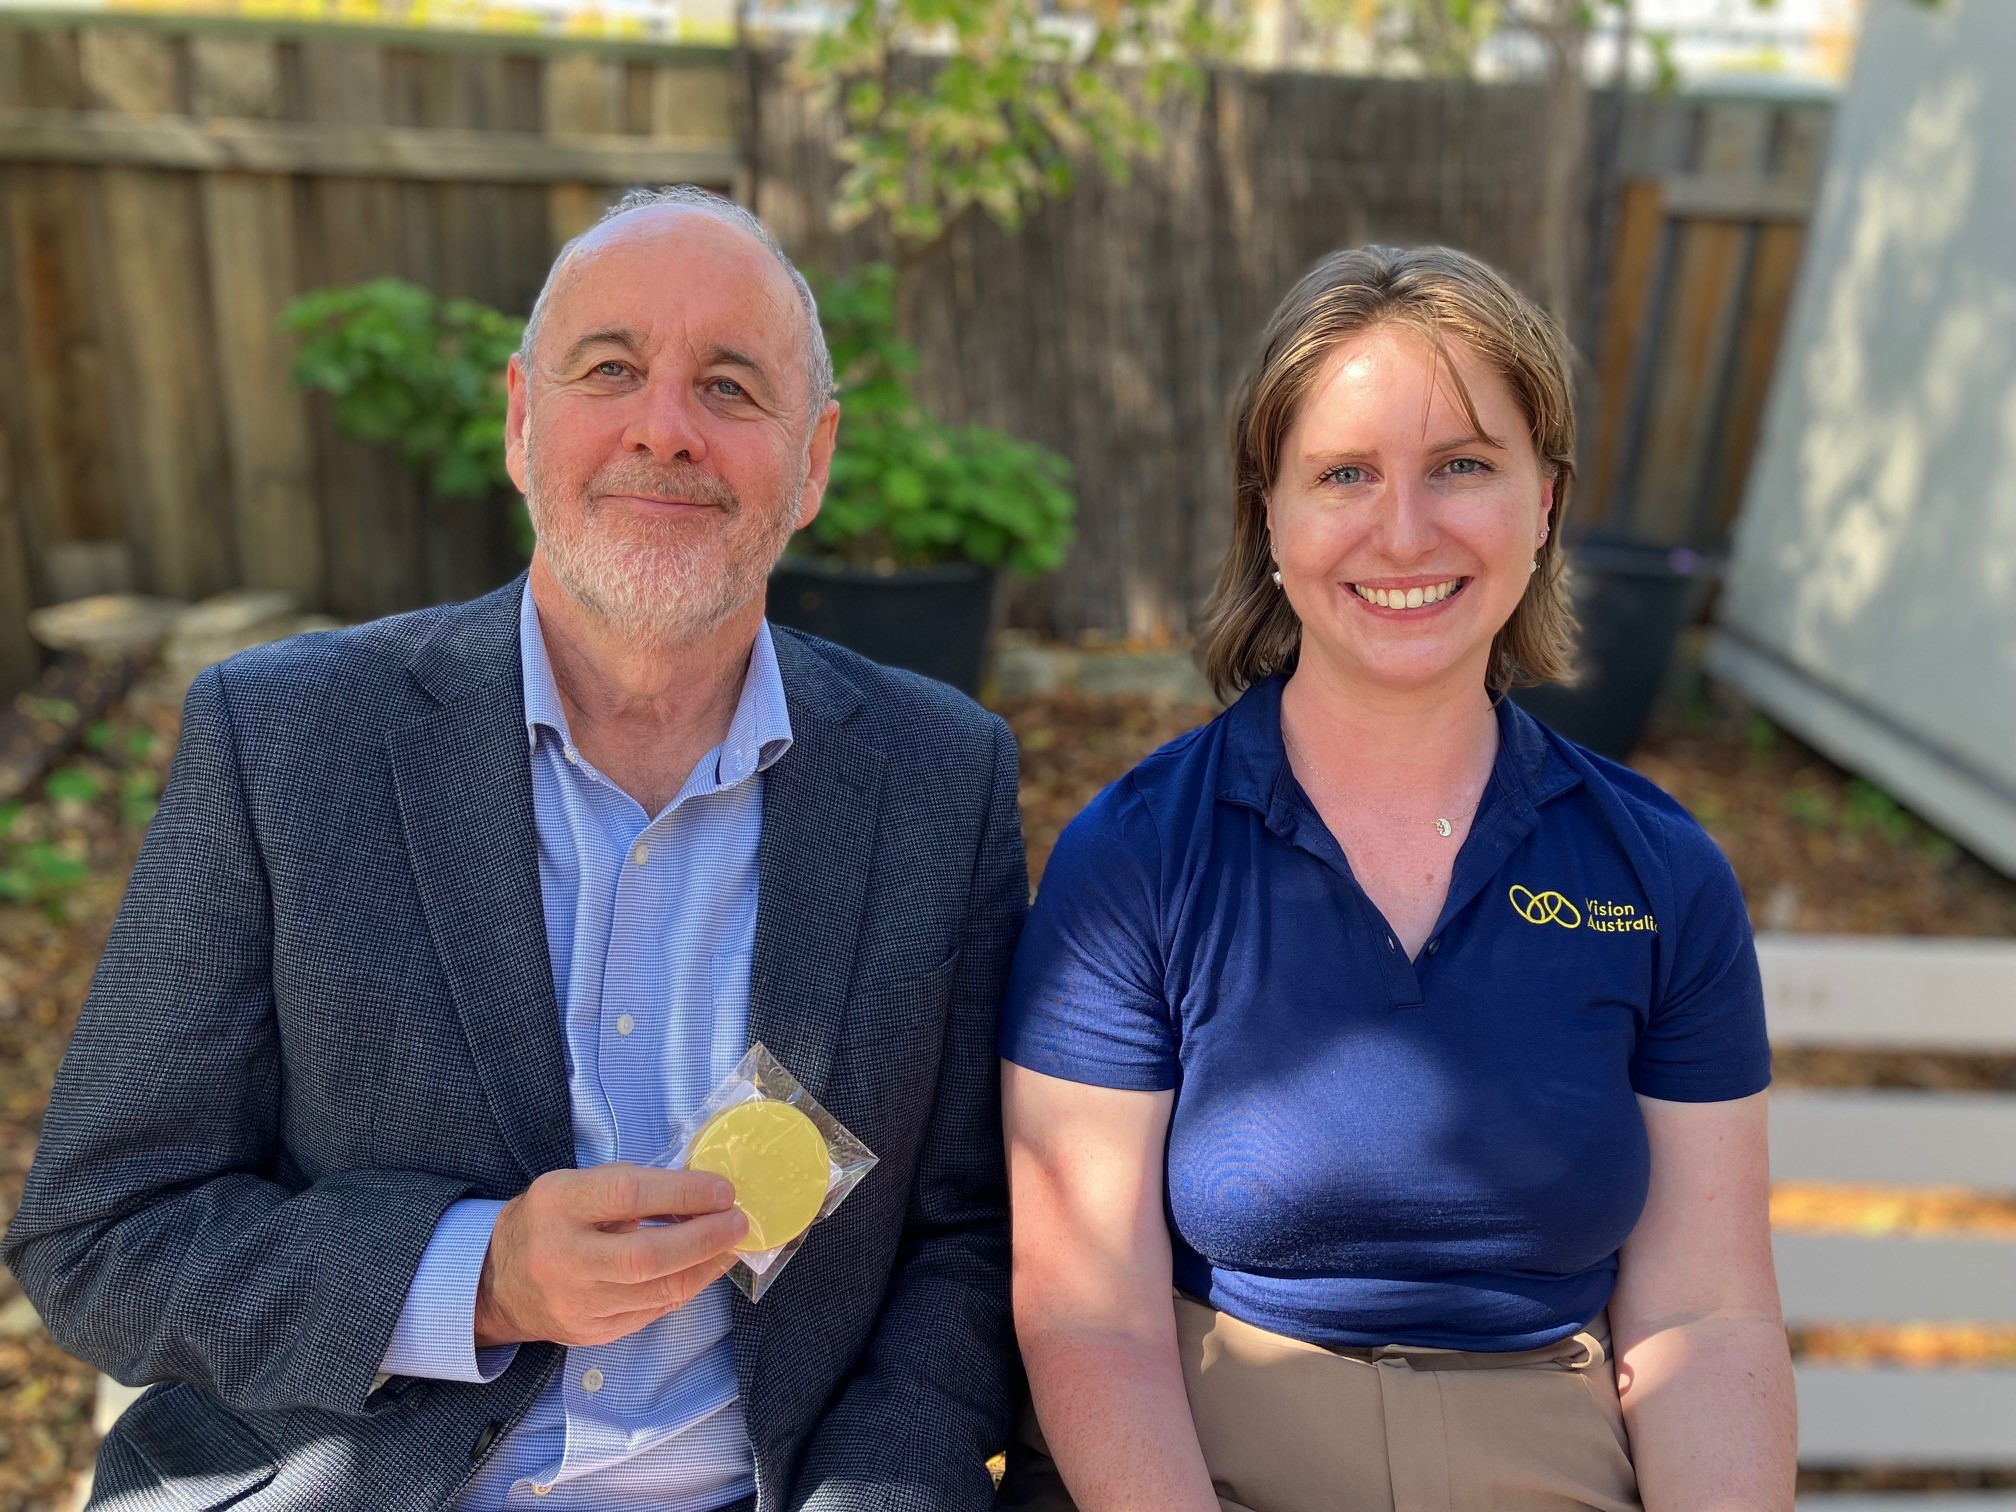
top-left (1271, 569), bottom-right (1283, 587)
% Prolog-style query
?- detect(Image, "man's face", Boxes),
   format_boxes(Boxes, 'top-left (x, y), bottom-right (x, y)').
top-left (505, 208), bottom-right (839, 642)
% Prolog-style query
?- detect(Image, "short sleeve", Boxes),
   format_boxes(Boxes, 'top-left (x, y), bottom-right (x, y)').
top-left (999, 781), bottom-right (1177, 1091)
top-left (1630, 823), bottom-right (1773, 1102)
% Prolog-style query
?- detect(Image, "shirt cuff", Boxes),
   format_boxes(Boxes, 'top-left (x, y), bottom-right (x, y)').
top-left (378, 1198), bottom-right (518, 1384)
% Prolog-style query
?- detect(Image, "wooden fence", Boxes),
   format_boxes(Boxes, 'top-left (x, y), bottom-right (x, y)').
top-left (0, 17), bottom-right (1834, 690)
top-left (1582, 94), bottom-right (1830, 550)
top-left (753, 66), bottom-right (1832, 637)
top-left (0, 16), bottom-right (739, 692)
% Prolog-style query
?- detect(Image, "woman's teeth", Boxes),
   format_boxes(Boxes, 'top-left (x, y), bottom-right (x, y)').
top-left (1351, 578), bottom-right (1465, 609)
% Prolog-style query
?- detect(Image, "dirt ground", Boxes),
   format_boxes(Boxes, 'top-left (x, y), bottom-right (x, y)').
top-left (1, 682), bottom-right (2013, 1508)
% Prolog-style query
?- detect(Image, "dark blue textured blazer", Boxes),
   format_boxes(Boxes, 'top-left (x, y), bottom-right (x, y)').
top-left (3, 576), bottom-right (1026, 1511)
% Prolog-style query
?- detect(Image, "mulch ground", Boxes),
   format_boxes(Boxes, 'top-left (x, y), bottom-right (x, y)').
top-left (0, 681), bottom-right (2012, 1509)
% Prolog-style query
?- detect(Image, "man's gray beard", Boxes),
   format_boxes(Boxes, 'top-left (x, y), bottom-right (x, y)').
top-left (524, 452), bottom-right (801, 644)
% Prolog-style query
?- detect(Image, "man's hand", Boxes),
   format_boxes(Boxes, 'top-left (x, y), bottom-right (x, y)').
top-left (474, 1164), bottom-right (748, 1349)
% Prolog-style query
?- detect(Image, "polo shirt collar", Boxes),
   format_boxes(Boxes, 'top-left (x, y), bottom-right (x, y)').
top-left (517, 582), bottom-right (794, 789)
top-left (1215, 672), bottom-right (1581, 827)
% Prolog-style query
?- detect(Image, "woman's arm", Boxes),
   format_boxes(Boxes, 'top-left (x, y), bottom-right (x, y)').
top-left (1005, 1061), bottom-right (1219, 1512)
top-left (1610, 1090), bottom-right (1797, 1511)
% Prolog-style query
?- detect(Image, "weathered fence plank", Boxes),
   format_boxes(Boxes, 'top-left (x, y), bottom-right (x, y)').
top-left (0, 110), bottom-right (740, 183)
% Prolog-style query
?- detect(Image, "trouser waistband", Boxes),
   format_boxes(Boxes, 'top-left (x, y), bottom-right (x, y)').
top-left (1176, 1289), bottom-right (1610, 1373)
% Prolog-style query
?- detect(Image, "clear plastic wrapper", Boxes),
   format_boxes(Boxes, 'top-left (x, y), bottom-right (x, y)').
top-left (652, 1042), bottom-right (878, 1301)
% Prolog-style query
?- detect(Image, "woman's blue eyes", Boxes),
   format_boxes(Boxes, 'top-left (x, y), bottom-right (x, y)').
top-left (1318, 457), bottom-right (1493, 486)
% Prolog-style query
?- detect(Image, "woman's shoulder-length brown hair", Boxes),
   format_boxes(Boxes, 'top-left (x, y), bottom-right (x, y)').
top-left (1197, 244), bottom-right (1579, 703)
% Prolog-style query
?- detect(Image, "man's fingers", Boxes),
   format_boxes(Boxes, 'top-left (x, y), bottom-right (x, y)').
top-left (640, 1250), bottom-right (742, 1315)
top-left (568, 1164), bottom-right (737, 1224)
top-left (585, 1255), bottom-right (738, 1345)
top-left (595, 1208), bottom-right (748, 1286)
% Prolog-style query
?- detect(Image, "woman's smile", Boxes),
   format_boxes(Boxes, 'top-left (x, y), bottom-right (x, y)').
top-left (1345, 575), bottom-right (1471, 613)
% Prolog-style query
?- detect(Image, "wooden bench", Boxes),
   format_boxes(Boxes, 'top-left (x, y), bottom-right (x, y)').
top-left (1761, 933), bottom-right (2016, 1508)
top-left (89, 932), bottom-right (2016, 1504)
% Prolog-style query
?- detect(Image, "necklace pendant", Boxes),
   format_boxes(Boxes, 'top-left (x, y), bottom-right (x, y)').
top-left (1435, 817), bottom-right (1453, 837)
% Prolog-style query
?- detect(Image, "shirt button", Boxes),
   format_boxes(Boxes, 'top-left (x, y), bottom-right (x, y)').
top-left (581, 1367), bottom-right (605, 1393)
top-left (532, 1484), bottom-right (552, 1497)
top-left (631, 843), bottom-right (649, 867)
top-left (1426, 940), bottom-right (1441, 956)
top-left (616, 1014), bottom-right (635, 1037)
top-left (563, 746), bottom-right (580, 766)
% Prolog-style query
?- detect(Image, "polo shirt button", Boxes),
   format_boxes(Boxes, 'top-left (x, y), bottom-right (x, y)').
top-left (616, 1014), bottom-right (635, 1037)
top-left (631, 843), bottom-right (649, 867)
top-left (581, 1367), bottom-right (605, 1393)
top-left (1426, 940), bottom-right (1440, 956)
top-left (532, 1484), bottom-right (552, 1497)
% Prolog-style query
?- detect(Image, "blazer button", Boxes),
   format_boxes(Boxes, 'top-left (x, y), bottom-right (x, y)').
top-left (471, 1419), bottom-right (504, 1461)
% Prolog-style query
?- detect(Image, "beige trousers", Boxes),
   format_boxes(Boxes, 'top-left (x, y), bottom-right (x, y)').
top-left (999, 1294), bottom-right (1641, 1512)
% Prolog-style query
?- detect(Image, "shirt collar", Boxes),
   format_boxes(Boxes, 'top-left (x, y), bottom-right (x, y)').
top-left (518, 582), bottom-right (794, 790)
top-left (1215, 673), bottom-right (1579, 821)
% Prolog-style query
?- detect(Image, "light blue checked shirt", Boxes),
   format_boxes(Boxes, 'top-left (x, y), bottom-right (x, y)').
top-left (378, 583), bottom-right (792, 1508)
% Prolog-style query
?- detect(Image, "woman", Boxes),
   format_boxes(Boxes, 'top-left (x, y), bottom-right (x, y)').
top-left (997, 246), bottom-right (1796, 1512)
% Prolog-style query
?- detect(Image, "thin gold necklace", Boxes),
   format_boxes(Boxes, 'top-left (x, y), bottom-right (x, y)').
top-left (1280, 722), bottom-right (1477, 839)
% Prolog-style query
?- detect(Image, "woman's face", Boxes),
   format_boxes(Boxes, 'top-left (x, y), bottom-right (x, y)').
top-left (1267, 324), bottom-right (1553, 696)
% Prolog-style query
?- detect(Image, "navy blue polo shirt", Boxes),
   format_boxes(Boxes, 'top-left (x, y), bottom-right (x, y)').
top-left (1000, 676), bottom-right (1770, 1353)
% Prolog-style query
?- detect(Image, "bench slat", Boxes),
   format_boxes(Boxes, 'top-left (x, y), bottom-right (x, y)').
top-left (1797, 1366), bottom-right (2016, 1464)
top-left (1759, 934), bottom-right (2016, 1052)
top-left (1776, 1234), bottom-right (2016, 1325)
top-left (1773, 1091), bottom-right (2016, 1190)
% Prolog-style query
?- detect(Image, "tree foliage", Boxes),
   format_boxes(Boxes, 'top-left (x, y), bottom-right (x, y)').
top-left (806, 263), bottom-right (1076, 577)
top-left (785, 0), bottom-right (1238, 256)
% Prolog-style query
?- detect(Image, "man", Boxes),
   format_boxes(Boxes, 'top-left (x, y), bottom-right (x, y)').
top-left (4, 186), bottom-right (1025, 1511)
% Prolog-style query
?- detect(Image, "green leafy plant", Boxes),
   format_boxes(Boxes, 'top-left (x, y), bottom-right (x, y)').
top-left (1782, 784), bottom-right (1831, 829)
top-left (785, 0), bottom-right (1235, 264)
top-left (805, 264), bottom-right (1075, 577)
top-left (43, 765), bottom-right (105, 805)
top-left (284, 279), bottom-right (523, 504)
top-left (1843, 778), bottom-right (1918, 846)
top-left (0, 841), bottom-right (89, 914)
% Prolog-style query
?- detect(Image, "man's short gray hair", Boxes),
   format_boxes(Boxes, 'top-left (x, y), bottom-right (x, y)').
top-left (518, 185), bottom-right (836, 419)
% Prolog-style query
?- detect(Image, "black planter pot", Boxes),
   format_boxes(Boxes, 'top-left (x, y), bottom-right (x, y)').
top-left (1512, 538), bottom-right (1714, 760)
top-left (766, 556), bottom-right (996, 696)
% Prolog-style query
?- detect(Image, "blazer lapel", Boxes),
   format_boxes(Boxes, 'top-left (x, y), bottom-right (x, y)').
top-left (386, 579), bottom-right (574, 1184)
top-left (731, 631), bottom-right (887, 1482)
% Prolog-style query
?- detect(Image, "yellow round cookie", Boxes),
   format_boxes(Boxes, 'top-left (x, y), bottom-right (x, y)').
top-left (687, 1099), bottom-right (831, 1253)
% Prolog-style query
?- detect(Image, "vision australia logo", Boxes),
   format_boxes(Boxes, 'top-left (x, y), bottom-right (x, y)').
top-left (1508, 885), bottom-right (1581, 928)
top-left (1508, 886), bottom-right (1658, 934)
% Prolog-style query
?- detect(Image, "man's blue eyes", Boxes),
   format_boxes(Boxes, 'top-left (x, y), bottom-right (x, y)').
top-left (585, 365), bottom-right (747, 399)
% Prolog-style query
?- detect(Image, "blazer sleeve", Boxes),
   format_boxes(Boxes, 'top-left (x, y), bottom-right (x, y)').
top-left (0, 665), bottom-right (478, 1416)
top-left (787, 714), bottom-right (1027, 1512)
